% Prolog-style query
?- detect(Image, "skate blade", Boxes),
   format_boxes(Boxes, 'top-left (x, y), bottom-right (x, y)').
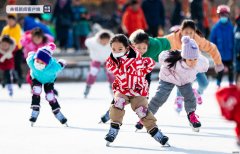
top-left (106, 141), bottom-right (111, 147)
top-left (31, 122), bottom-right (35, 127)
top-left (98, 121), bottom-right (103, 124)
top-left (162, 142), bottom-right (171, 147)
top-left (192, 127), bottom-right (200, 132)
top-left (64, 123), bottom-right (69, 127)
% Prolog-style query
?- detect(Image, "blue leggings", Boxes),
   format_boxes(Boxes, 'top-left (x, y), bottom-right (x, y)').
top-left (177, 73), bottom-right (209, 96)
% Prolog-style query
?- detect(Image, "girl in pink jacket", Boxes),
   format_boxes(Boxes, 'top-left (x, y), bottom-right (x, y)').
top-left (21, 28), bottom-right (54, 85)
top-left (148, 36), bottom-right (209, 132)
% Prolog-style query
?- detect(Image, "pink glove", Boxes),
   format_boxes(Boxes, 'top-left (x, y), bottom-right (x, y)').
top-left (214, 64), bottom-right (224, 73)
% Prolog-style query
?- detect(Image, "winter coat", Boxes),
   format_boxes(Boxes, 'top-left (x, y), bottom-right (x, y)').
top-left (0, 40), bottom-right (17, 70)
top-left (210, 20), bottom-right (234, 61)
top-left (165, 30), bottom-right (222, 65)
top-left (106, 49), bottom-right (155, 96)
top-left (158, 51), bottom-right (209, 86)
top-left (1, 24), bottom-right (22, 49)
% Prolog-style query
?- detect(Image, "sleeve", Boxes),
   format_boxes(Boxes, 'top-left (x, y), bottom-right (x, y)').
top-left (106, 58), bottom-right (119, 76)
top-left (141, 57), bottom-right (155, 74)
top-left (196, 54), bottom-right (209, 73)
top-left (84, 37), bottom-right (92, 48)
top-left (53, 58), bottom-right (64, 73)
top-left (155, 37), bottom-right (171, 52)
top-left (26, 53), bottom-right (35, 69)
top-left (121, 11), bottom-right (130, 33)
top-left (158, 50), bottom-right (170, 66)
top-left (1, 27), bottom-right (7, 36)
top-left (197, 32), bottom-right (222, 65)
top-left (15, 25), bottom-right (22, 49)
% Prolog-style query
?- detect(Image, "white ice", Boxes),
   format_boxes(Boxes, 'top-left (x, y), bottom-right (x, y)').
top-left (0, 80), bottom-right (239, 154)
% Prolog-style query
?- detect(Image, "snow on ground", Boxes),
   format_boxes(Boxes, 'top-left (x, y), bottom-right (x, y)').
top-left (0, 80), bottom-right (239, 154)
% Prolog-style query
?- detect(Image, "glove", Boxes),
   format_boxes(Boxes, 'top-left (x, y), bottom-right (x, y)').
top-left (58, 59), bottom-right (66, 67)
top-left (214, 64), bottom-right (224, 73)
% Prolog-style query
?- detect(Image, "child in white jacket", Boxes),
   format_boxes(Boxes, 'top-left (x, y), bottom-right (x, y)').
top-left (83, 30), bottom-right (114, 98)
top-left (148, 36), bottom-right (209, 132)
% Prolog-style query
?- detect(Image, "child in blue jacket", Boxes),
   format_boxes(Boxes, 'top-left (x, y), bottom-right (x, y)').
top-left (26, 43), bottom-right (67, 126)
top-left (210, 5), bottom-right (234, 88)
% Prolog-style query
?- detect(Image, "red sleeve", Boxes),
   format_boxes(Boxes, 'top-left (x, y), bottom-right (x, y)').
top-left (106, 57), bottom-right (119, 76)
top-left (122, 11), bottom-right (130, 31)
top-left (141, 57), bottom-right (155, 74)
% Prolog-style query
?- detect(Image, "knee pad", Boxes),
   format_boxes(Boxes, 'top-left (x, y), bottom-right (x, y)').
top-left (113, 97), bottom-right (126, 110)
top-left (46, 91), bottom-right (56, 102)
top-left (89, 67), bottom-right (99, 76)
top-left (135, 106), bottom-right (148, 119)
top-left (32, 85), bottom-right (42, 95)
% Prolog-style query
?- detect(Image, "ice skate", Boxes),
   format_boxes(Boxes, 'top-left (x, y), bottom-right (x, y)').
top-left (188, 111), bottom-right (201, 132)
top-left (193, 89), bottom-right (202, 105)
top-left (105, 123), bottom-right (120, 146)
top-left (99, 110), bottom-right (110, 124)
top-left (29, 110), bottom-right (39, 127)
top-left (54, 111), bottom-right (68, 126)
top-left (135, 121), bottom-right (143, 132)
top-left (174, 96), bottom-right (184, 113)
top-left (152, 128), bottom-right (170, 147)
top-left (84, 85), bottom-right (91, 98)
top-left (7, 84), bottom-right (13, 97)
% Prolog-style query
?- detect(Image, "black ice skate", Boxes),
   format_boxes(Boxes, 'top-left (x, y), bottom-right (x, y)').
top-left (29, 110), bottom-right (39, 127)
top-left (188, 111), bottom-right (201, 132)
top-left (150, 127), bottom-right (170, 147)
top-left (54, 111), bottom-right (68, 126)
top-left (99, 110), bottom-right (110, 124)
top-left (84, 85), bottom-right (91, 98)
top-left (135, 121), bottom-right (143, 132)
top-left (105, 123), bottom-right (120, 146)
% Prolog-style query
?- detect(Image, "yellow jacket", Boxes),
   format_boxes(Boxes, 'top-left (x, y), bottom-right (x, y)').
top-left (165, 31), bottom-right (222, 65)
top-left (1, 24), bottom-right (22, 49)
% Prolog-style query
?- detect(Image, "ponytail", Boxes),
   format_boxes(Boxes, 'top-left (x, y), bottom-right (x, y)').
top-left (164, 50), bottom-right (182, 68)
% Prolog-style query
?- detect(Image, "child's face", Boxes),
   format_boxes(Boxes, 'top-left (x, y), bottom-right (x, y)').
top-left (132, 43), bottom-right (148, 55)
top-left (111, 42), bottom-right (127, 58)
top-left (34, 59), bottom-right (46, 70)
top-left (7, 18), bottom-right (16, 27)
top-left (185, 59), bottom-right (198, 68)
top-left (32, 36), bottom-right (43, 45)
top-left (181, 27), bottom-right (195, 39)
top-left (0, 42), bottom-right (10, 51)
top-left (99, 38), bottom-right (110, 46)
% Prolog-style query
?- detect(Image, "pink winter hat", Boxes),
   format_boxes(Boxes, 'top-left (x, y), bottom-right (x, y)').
top-left (181, 36), bottom-right (199, 59)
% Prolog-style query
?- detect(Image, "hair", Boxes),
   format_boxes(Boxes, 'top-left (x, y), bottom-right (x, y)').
top-left (129, 29), bottom-right (149, 45)
top-left (31, 28), bottom-right (47, 43)
top-left (99, 32), bottom-right (111, 40)
top-left (1, 35), bottom-right (14, 45)
top-left (7, 14), bottom-right (17, 20)
top-left (164, 50), bottom-right (183, 68)
top-left (180, 19), bottom-right (203, 37)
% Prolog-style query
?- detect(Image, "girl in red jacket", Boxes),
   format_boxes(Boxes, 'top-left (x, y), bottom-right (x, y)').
top-left (0, 35), bottom-right (17, 96)
top-left (216, 76), bottom-right (240, 146)
top-left (104, 34), bottom-right (169, 146)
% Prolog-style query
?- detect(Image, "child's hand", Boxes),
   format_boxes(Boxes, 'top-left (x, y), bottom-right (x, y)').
top-left (214, 64), bottom-right (224, 73)
top-left (58, 59), bottom-right (66, 67)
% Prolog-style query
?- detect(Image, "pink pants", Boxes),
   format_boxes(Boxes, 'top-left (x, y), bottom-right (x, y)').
top-left (86, 61), bottom-right (114, 85)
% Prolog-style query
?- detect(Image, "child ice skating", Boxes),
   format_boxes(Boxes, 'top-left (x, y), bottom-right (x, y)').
top-left (149, 36), bottom-right (209, 132)
top-left (104, 34), bottom-right (169, 146)
top-left (83, 29), bottom-right (114, 98)
top-left (0, 35), bottom-right (17, 96)
top-left (26, 43), bottom-right (68, 126)
top-left (99, 29), bottom-right (171, 127)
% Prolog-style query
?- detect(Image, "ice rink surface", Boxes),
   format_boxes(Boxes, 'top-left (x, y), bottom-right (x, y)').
top-left (0, 80), bottom-right (239, 154)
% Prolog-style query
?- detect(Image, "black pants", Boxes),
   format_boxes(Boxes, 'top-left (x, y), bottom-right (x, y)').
top-left (217, 60), bottom-right (234, 86)
top-left (31, 79), bottom-right (60, 112)
top-left (2, 70), bottom-right (12, 84)
top-left (14, 50), bottom-right (23, 81)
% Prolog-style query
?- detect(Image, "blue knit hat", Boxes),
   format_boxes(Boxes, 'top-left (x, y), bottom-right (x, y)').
top-left (181, 36), bottom-right (199, 59)
top-left (35, 43), bottom-right (56, 64)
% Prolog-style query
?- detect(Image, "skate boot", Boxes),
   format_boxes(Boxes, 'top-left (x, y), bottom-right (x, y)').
top-left (99, 110), bottom-right (110, 123)
top-left (193, 89), bottom-right (202, 105)
top-left (105, 123), bottom-right (120, 146)
top-left (54, 111), bottom-right (68, 126)
top-left (174, 96), bottom-right (184, 113)
top-left (53, 89), bottom-right (59, 96)
top-left (29, 108), bottom-right (40, 126)
top-left (188, 111), bottom-right (201, 132)
top-left (84, 85), bottom-right (91, 98)
top-left (135, 120), bottom-right (143, 132)
top-left (149, 127), bottom-right (170, 147)
top-left (7, 84), bottom-right (13, 97)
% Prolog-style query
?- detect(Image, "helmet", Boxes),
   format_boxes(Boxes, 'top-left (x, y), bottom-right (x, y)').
top-left (217, 5), bottom-right (230, 14)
